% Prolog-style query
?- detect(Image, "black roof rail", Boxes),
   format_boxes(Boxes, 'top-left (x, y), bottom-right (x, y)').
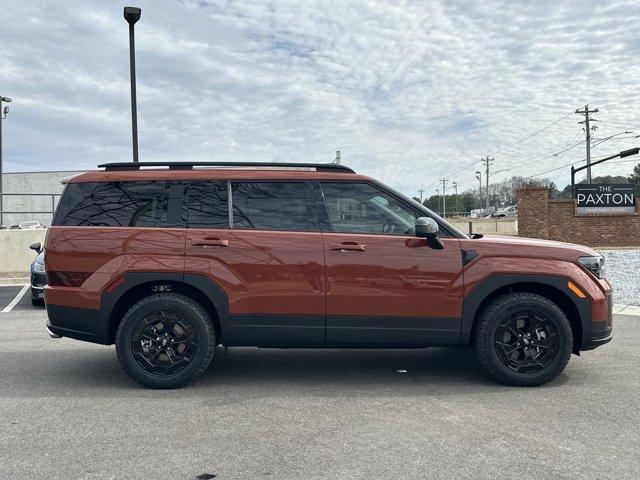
top-left (97, 161), bottom-right (355, 173)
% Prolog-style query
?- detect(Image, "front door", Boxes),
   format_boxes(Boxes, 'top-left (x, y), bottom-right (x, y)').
top-left (184, 180), bottom-right (325, 347)
top-left (317, 181), bottom-right (464, 347)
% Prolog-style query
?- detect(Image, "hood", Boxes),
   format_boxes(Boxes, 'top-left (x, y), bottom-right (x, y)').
top-left (461, 235), bottom-right (600, 263)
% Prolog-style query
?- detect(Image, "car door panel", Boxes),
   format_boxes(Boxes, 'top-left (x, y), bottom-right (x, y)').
top-left (324, 234), bottom-right (463, 346)
top-left (317, 181), bottom-right (464, 347)
top-left (184, 180), bottom-right (325, 347)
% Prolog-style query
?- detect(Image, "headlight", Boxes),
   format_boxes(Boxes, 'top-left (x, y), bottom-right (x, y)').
top-left (578, 256), bottom-right (606, 279)
top-left (33, 262), bottom-right (46, 273)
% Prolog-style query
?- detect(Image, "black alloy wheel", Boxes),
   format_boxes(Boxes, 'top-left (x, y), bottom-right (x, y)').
top-left (116, 293), bottom-right (216, 389)
top-left (493, 309), bottom-right (560, 374)
top-left (474, 292), bottom-right (573, 386)
top-left (131, 310), bottom-right (198, 376)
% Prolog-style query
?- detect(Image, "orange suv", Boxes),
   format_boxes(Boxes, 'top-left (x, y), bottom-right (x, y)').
top-left (44, 162), bottom-right (613, 388)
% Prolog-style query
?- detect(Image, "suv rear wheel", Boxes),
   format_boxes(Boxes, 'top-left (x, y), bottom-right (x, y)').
top-left (115, 293), bottom-right (216, 389)
top-left (474, 292), bottom-right (573, 386)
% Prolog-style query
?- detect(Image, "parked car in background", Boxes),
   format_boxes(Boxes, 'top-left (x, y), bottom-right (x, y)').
top-left (494, 205), bottom-right (517, 218)
top-left (44, 161), bottom-right (613, 389)
top-left (19, 221), bottom-right (46, 230)
top-left (29, 242), bottom-right (46, 306)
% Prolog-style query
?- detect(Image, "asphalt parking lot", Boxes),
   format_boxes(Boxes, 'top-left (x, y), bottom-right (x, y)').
top-left (0, 287), bottom-right (639, 480)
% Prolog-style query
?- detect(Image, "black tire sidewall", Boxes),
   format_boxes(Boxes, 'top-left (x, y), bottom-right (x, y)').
top-left (116, 294), bottom-right (214, 388)
top-left (478, 294), bottom-right (573, 385)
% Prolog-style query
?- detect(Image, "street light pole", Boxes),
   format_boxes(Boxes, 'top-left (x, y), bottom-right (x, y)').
top-left (571, 147), bottom-right (639, 196)
top-left (475, 171), bottom-right (482, 209)
top-left (452, 181), bottom-right (458, 215)
top-left (124, 7), bottom-right (142, 163)
top-left (0, 96), bottom-right (12, 228)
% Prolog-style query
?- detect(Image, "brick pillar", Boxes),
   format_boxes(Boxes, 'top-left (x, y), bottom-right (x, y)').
top-left (517, 187), bottom-right (549, 239)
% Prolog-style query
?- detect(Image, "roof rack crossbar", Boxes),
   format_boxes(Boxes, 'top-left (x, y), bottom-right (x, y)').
top-left (97, 161), bottom-right (355, 173)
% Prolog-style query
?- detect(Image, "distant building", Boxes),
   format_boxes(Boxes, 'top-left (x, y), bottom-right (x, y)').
top-left (1, 170), bottom-right (84, 227)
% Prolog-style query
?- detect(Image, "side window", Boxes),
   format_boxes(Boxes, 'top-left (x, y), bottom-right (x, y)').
top-left (319, 182), bottom-right (417, 235)
top-left (186, 181), bottom-right (228, 228)
top-left (231, 182), bottom-right (317, 232)
top-left (54, 181), bottom-right (167, 227)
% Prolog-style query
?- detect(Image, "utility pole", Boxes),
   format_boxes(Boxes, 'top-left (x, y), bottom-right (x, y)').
top-left (452, 181), bottom-right (458, 214)
top-left (475, 171), bottom-right (482, 209)
top-left (417, 189), bottom-right (425, 203)
top-left (0, 96), bottom-right (12, 228)
top-left (440, 178), bottom-right (448, 218)
top-left (436, 189), bottom-right (440, 214)
top-left (333, 150), bottom-right (341, 164)
top-left (576, 104), bottom-right (599, 183)
top-left (481, 156), bottom-right (493, 211)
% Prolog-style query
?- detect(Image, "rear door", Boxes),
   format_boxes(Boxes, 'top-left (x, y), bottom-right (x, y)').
top-left (184, 180), bottom-right (325, 347)
top-left (316, 181), bottom-right (464, 347)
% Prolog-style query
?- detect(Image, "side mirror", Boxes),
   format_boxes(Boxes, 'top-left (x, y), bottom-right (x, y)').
top-left (415, 217), bottom-right (444, 250)
top-left (30, 242), bottom-right (42, 253)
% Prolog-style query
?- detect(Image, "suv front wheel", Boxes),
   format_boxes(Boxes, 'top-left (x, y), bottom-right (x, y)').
top-left (115, 293), bottom-right (216, 389)
top-left (474, 292), bottom-right (573, 386)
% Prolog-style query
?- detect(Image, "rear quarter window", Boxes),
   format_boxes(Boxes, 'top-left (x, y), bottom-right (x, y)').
top-left (53, 181), bottom-right (168, 227)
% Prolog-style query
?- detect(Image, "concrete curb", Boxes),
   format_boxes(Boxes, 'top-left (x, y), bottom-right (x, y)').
top-left (613, 304), bottom-right (640, 316)
top-left (0, 277), bottom-right (29, 286)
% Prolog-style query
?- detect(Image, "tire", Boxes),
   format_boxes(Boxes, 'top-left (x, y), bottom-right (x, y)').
top-left (474, 292), bottom-right (573, 386)
top-left (115, 293), bottom-right (216, 389)
top-left (31, 297), bottom-right (45, 307)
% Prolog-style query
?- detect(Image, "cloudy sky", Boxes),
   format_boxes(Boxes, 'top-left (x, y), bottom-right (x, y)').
top-left (2, 0), bottom-right (640, 196)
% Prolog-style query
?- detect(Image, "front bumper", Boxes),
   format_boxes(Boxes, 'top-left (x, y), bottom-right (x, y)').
top-left (582, 291), bottom-right (613, 350)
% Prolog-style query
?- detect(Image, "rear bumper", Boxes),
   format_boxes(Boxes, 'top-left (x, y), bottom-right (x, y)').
top-left (45, 303), bottom-right (109, 345)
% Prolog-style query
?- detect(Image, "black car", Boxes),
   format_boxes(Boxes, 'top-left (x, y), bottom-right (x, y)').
top-left (29, 242), bottom-right (46, 306)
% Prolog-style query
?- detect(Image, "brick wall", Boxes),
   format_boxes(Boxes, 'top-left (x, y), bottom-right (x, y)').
top-left (517, 187), bottom-right (548, 240)
top-left (517, 187), bottom-right (640, 247)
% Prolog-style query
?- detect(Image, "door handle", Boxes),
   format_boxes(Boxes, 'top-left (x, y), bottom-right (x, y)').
top-left (329, 242), bottom-right (366, 252)
top-left (191, 238), bottom-right (229, 247)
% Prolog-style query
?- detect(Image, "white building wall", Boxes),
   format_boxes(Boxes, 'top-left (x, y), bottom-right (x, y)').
top-left (1, 171), bottom-right (84, 227)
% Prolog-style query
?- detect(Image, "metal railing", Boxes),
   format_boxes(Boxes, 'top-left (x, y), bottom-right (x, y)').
top-left (0, 193), bottom-right (61, 228)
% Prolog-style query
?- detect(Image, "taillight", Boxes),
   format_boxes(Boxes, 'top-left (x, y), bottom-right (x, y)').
top-left (46, 271), bottom-right (92, 287)
top-left (105, 276), bottom-right (125, 293)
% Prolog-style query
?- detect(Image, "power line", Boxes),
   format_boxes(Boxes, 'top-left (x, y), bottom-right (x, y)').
top-left (443, 110), bottom-right (575, 184)
top-left (588, 91), bottom-right (640, 107)
top-left (523, 151), bottom-right (640, 181)
top-left (487, 113), bottom-right (573, 157)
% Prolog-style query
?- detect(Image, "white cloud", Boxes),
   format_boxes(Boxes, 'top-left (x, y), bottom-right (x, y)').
top-left (1, 0), bottom-right (639, 195)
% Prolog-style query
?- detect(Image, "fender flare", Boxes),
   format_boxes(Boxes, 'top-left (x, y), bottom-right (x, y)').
top-left (460, 274), bottom-right (591, 347)
top-left (100, 272), bottom-right (230, 342)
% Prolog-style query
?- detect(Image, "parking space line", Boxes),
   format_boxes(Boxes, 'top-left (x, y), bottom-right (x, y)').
top-left (1, 284), bottom-right (30, 313)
